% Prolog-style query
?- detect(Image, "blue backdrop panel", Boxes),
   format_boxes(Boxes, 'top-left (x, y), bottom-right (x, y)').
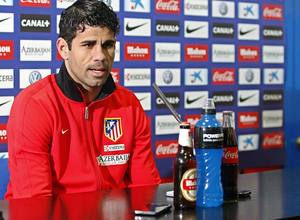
top-left (0, 0), bottom-right (286, 198)
top-left (0, 158), bottom-right (9, 199)
top-left (285, 0), bottom-right (300, 167)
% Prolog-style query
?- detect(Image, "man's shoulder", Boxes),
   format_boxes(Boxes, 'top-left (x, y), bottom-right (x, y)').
top-left (15, 74), bottom-right (56, 103)
top-left (115, 84), bottom-right (138, 100)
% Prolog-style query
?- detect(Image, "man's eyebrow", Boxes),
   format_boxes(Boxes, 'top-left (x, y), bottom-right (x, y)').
top-left (102, 39), bottom-right (116, 45)
top-left (80, 40), bottom-right (97, 45)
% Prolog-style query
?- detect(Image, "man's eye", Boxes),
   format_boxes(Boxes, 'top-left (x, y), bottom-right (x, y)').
top-left (84, 44), bottom-right (92, 47)
top-left (102, 42), bottom-right (115, 49)
top-left (82, 43), bottom-right (94, 48)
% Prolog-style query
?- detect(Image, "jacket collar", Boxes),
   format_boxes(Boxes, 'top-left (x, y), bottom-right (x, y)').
top-left (55, 62), bottom-right (116, 102)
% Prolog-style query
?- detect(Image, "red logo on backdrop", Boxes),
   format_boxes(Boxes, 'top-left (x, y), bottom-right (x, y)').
top-left (0, 40), bottom-right (14, 60)
top-left (263, 4), bottom-right (283, 20)
top-left (238, 112), bottom-right (259, 129)
top-left (223, 147), bottom-right (239, 164)
top-left (238, 46), bottom-right (259, 62)
top-left (111, 68), bottom-right (120, 83)
top-left (155, 140), bottom-right (178, 158)
top-left (124, 43), bottom-right (151, 61)
top-left (19, 0), bottom-right (51, 7)
top-left (184, 114), bottom-right (201, 133)
top-left (184, 44), bottom-right (208, 62)
top-left (212, 68), bottom-right (235, 85)
top-left (262, 131), bottom-right (284, 149)
top-left (0, 124), bottom-right (8, 144)
top-left (155, 0), bottom-right (180, 14)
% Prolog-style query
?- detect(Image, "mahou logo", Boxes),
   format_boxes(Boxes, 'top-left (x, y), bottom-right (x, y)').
top-left (0, 124), bottom-right (7, 144)
top-left (155, 140), bottom-right (178, 158)
top-left (212, 68), bottom-right (235, 85)
top-left (111, 68), bottom-right (120, 83)
top-left (125, 43), bottom-right (150, 61)
top-left (262, 131), bottom-right (284, 149)
top-left (263, 4), bottom-right (283, 20)
top-left (184, 114), bottom-right (201, 132)
top-left (0, 40), bottom-right (14, 60)
top-left (238, 46), bottom-right (259, 62)
top-left (238, 112), bottom-right (259, 129)
top-left (19, 0), bottom-right (51, 7)
top-left (184, 44), bottom-right (208, 62)
top-left (155, 0), bottom-right (180, 14)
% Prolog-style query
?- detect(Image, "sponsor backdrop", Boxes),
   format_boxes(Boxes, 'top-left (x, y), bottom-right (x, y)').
top-left (0, 0), bottom-right (285, 182)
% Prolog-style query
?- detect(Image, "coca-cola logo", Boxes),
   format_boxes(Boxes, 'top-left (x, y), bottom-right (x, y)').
top-left (155, 140), bottom-right (178, 158)
top-left (224, 151), bottom-right (238, 160)
top-left (262, 131), bottom-right (284, 149)
top-left (223, 147), bottom-right (239, 164)
top-left (212, 68), bottom-right (235, 84)
top-left (263, 4), bottom-right (283, 20)
top-left (155, 0), bottom-right (180, 14)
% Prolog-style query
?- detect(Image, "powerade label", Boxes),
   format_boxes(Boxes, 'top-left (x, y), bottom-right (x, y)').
top-left (223, 146), bottom-right (239, 164)
top-left (194, 127), bottom-right (223, 148)
top-left (180, 168), bottom-right (196, 202)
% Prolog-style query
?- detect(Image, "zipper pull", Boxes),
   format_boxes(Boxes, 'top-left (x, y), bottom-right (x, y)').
top-left (85, 106), bottom-right (89, 120)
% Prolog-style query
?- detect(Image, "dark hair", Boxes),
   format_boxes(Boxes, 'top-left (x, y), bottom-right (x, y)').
top-left (59, 0), bottom-right (120, 49)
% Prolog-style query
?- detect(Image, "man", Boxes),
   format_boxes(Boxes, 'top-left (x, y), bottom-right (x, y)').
top-left (5, 0), bottom-right (160, 199)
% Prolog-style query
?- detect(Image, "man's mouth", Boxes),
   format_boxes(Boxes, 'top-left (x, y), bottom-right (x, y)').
top-left (90, 67), bottom-right (106, 71)
top-left (88, 66), bottom-right (107, 77)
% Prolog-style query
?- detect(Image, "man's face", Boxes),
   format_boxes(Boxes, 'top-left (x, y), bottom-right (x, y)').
top-left (58, 25), bottom-right (116, 92)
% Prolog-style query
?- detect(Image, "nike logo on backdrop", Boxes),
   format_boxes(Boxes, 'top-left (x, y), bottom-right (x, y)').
top-left (138, 96), bottom-right (148, 102)
top-left (239, 28), bottom-right (256, 36)
top-left (0, 17), bottom-right (10, 23)
top-left (186, 25), bottom-right (205, 34)
top-left (186, 95), bottom-right (205, 104)
top-left (239, 94), bottom-right (256, 102)
top-left (126, 23), bottom-right (147, 32)
top-left (0, 100), bottom-right (11, 107)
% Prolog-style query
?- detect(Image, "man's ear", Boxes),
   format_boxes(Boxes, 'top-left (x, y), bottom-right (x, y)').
top-left (56, 38), bottom-right (70, 60)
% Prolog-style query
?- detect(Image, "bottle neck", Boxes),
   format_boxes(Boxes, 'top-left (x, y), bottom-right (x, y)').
top-left (223, 114), bottom-right (234, 128)
top-left (178, 128), bottom-right (192, 148)
top-left (203, 109), bottom-right (216, 115)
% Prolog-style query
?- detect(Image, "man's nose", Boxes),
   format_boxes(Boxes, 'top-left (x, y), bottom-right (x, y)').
top-left (93, 44), bottom-right (106, 61)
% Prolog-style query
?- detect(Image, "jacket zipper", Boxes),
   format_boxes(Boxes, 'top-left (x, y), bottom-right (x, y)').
top-left (85, 106), bottom-right (89, 120)
top-left (84, 104), bottom-right (102, 190)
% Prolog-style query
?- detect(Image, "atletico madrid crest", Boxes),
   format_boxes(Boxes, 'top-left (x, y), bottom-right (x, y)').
top-left (104, 118), bottom-right (123, 142)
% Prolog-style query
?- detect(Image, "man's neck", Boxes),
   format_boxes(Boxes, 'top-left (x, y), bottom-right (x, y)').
top-left (81, 86), bottom-right (102, 103)
top-left (55, 62), bottom-right (116, 102)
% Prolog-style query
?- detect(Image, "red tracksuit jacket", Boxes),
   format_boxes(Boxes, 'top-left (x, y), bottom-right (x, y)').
top-left (5, 63), bottom-right (161, 199)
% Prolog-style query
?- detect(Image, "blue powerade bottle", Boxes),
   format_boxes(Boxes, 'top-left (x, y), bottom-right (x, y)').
top-left (194, 98), bottom-right (224, 207)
